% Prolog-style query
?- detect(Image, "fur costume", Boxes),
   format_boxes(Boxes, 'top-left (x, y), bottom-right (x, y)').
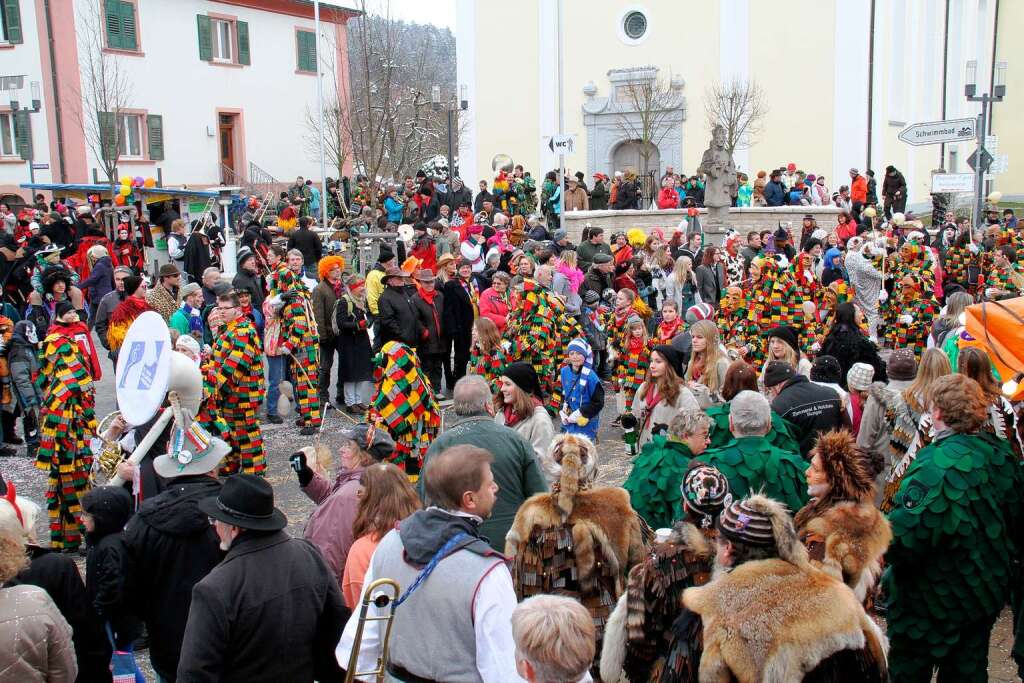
top-left (368, 341), bottom-right (440, 474)
top-left (35, 326), bottom-right (98, 550)
top-left (675, 495), bottom-right (888, 683)
top-left (506, 434), bottom-right (646, 673)
top-left (145, 282), bottom-right (178, 323)
top-left (601, 521), bottom-right (714, 683)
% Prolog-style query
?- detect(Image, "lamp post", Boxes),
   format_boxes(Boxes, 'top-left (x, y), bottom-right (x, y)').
top-left (431, 85), bottom-right (468, 178)
top-left (8, 80), bottom-right (42, 183)
top-left (965, 60), bottom-right (1007, 228)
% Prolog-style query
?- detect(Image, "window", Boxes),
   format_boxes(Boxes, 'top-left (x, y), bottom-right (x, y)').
top-left (623, 11), bottom-right (647, 40)
top-left (119, 113), bottom-right (143, 158)
top-left (104, 0), bottom-right (137, 51)
top-left (0, 112), bottom-right (14, 156)
top-left (296, 29), bottom-right (317, 73)
top-left (1, 0), bottom-right (24, 44)
top-left (212, 19), bottom-right (232, 61)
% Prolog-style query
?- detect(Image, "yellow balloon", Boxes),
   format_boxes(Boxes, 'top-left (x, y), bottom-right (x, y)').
top-left (987, 191), bottom-right (1003, 204)
top-left (119, 185), bottom-right (131, 197)
top-left (864, 206), bottom-right (877, 218)
top-left (120, 175), bottom-right (132, 186)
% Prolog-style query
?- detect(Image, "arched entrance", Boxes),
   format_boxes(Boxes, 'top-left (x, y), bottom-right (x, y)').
top-left (612, 140), bottom-right (660, 176)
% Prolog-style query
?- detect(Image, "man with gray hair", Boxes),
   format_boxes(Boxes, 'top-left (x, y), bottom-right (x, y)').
top-left (696, 390), bottom-right (808, 512)
top-left (94, 266), bottom-right (133, 359)
top-left (419, 375), bottom-right (547, 551)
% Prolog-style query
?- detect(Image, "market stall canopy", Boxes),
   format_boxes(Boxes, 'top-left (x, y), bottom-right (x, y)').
top-left (20, 182), bottom-right (222, 205)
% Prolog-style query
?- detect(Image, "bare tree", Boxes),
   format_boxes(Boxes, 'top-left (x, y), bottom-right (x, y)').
top-left (614, 72), bottom-right (684, 176)
top-left (70, 2), bottom-right (133, 193)
top-left (704, 78), bottom-right (767, 155)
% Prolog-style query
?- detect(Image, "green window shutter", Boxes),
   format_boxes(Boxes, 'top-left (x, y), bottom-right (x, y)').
top-left (14, 109), bottom-right (31, 160)
top-left (297, 30), bottom-right (316, 72)
top-left (98, 111), bottom-right (117, 161)
top-left (237, 20), bottom-right (250, 65)
top-left (147, 114), bottom-right (164, 160)
top-left (3, 0), bottom-right (22, 44)
top-left (119, 1), bottom-right (137, 50)
top-left (104, 0), bottom-right (123, 49)
top-left (197, 14), bottom-right (212, 61)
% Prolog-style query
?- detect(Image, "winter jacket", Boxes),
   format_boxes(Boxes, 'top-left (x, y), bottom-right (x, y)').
top-left (8, 332), bottom-right (42, 409)
top-left (764, 180), bottom-right (787, 206)
top-left (564, 186), bottom-right (589, 212)
top-left (93, 289), bottom-right (125, 352)
top-left (232, 268), bottom-right (265, 310)
top-left (882, 170), bottom-right (907, 201)
top-left (580, 266), bottom-right (613, 301)
top-left (473, 190), bottom-right (495, 214)
top-left (302, 467), bottom-right (366, 588)
top-left (590, 181), bottom-right (609, 210)
top-left (770, 375), bottom-right (845, 457)
top-left (377, 285), bottom-right (424, 349)
top-left (631, 383), bottom-right (702, 447)
top-left (444, 185), bottom-right (473, 212)
top-left (176, 530), bottom-right (349, 683)
top-left (287, 228), bottom-right (323, 271)
top-left (695, 262), bottom-right (725, 308)
top-left (442, 278), bottom-right (477, 342)
top-left (311, 280), bottom-right (340, 344)
top-left (850, 175), bottom-right (868, 204)
top-left (79, 255), bottom-right (114, 305)
top-left (478, 287), bottom-right (509, 333)
top-left (122, 476), bottom-right (224, 680)
top-left (384, 196), bottom-right (404, 223)
top-left (495, 404), bottom-right (555, 462)
top-left (412, 290), bottom-right (446, 355)
top-left (657, 186), bottom-right (680, 209)
top-left (577, 241), bottom-right (613, 274)
top-left (0, 585), bottom-right (77, 683)
top-left (612, 181), bottom-right (639, 210)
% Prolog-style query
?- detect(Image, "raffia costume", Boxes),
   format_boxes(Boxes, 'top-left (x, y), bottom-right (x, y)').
top-left (205, 316), bottom-right (265, 475)
top-left (368, 341), bottom-right (440, 474)
top-left (35, 324), bottom-right (98, 549)
top-left (268, 266), bottom-right (321, 429)
top-left (506, 434), bottom-right (646, 676)
top-left (883, 275), bottom-right (937, 357)
top-left (884, 430), bottom-right (1023, 681)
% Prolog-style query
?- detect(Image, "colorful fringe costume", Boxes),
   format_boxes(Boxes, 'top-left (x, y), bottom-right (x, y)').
top-left (205, 317), bottom-right (266, 476)
top-left (35, 327), bottom-right (97, 550)
top-left (985, 261), bottom-right (1022, 296)
top-left (612, 336), bottom-right (650, 411)
top-left (733, 257), bottom-right (804, 364)
top-left (883, 244), bottom-right (935, 335)
top-left (468, 342), bottom-right (509, 391)
top-left (269, 267), bottom-right (321, 429)
top-left (942, 244), bottom-right (976, 288)
top-left (506, 279), bottom-right (570, 413)
top-left (368, 342), bottom-right (440, 474)
top-left (883, 278), bottom-right (937, 357)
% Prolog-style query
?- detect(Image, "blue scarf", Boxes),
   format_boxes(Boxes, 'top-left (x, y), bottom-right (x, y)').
top-left (180, 302), bottom-right (204, 335)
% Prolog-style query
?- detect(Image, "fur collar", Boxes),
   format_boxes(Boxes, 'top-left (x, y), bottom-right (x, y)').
top-left (798, 501), bottom-right (891, 601)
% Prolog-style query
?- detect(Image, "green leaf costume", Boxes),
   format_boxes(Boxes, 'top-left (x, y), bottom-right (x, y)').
top-left (622, 436), bottom-right (695, 530)
top-left (883, 431), bottom-right (1024, 680)
top-left (705, 403), bottom-right (801, 454)
top-left (696, 436), bottom-right (808, 513)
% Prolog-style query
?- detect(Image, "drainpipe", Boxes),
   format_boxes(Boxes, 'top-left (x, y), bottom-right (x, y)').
top-left (866, 0), bottom-right (876, 172)
top-left (43, 0), bottom-right (67, 182)
top-left (940, 0), bottom-right (950, 169)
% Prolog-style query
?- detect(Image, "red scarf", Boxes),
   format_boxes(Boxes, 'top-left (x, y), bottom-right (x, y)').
top-left (628, 334), bottom-right (646, 353)
top-left (51, 320), bottom-right (103, 380)
top-left (656, 318), bottom-right (682, 343)
top-left (504, 396), bottom-right (542, 427)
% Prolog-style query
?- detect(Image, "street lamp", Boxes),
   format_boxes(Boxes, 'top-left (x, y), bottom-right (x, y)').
top-left (965, 60), bottom-right (1007, 228)
top-left (7, 80), bottom-right (42, 183)
top-left (431, 85), bottom-right (469, 179)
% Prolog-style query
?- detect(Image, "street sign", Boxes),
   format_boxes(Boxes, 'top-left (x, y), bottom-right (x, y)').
top-left (30, 163), bottom-right (49, 170)
top-left (546, 134), bottom-right (577, 154)
top-left (898, 118), bottom-right (976, 146)
top-left (990, 154), bottom-right (1009, 175)
top-left (931, 173), bottom-right (974, 193)
top-left (967, 148), bottom-right (994, 173)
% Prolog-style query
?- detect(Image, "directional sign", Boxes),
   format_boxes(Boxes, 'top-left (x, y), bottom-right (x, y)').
top-left (546, 134), bottom-right (577, 155)
top-left (967, 148), bottom-right (994, 173)
top-left (931, 173), bottom-right (974, 193)
top-left (898, 118), bottom-right (976, 146)
top-left (31, 163), bottom-right (49, 170)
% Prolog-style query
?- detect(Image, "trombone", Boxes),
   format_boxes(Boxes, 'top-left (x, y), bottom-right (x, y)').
top-left (344, 578), bottom-right (400, 683)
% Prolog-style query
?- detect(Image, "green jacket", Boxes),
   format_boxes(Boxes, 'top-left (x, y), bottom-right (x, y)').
top-left (419, 415), bottom-right (548, 552)
top-left (883, 431), bottom-right (1024, 661)
top-left (623, 436), bottom-right (695, 530)
top-left (706, 403), bottom-right (801, 454)
top-left (697, 436), bottom-right (808, 513)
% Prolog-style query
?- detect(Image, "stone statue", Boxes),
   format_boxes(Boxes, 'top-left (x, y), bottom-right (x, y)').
top-left (698, 125), bottom-right (739, 228)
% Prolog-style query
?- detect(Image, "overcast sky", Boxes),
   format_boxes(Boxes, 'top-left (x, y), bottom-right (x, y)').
top-left (342, 0), bottom-right (455, 29)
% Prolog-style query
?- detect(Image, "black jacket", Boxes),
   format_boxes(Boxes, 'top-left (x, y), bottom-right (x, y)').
top-left (123, 476), bottom-right (224, 680)
top-left (83, 486), bottom-right (142, 649)
top-left (442, 278), bottom-right (476, 340)
top-left (695, 263), bottom-right (724, 307)
top-left (474, 190), bottom-right (495, 213)
top-left (377, 285), bottom-right (424, 349)
top-left (818, 325), bottom-right (888, 389)
top-left (413, 290), bottom-right (446, 354)
top-left (233, 268), bottom-right (266, 309)
top-left (580, 266), bottom-right (613, 300)
top-left (176, 530), bottom-right (349, 683)
top-left (770, 375), bottom-right (845, 457)
top-left (612, 181), bottom-right (639, 210)
top-left (287, 228), bottom-right (323, 269)
top-left (443, 185), bottom-right (473, 211)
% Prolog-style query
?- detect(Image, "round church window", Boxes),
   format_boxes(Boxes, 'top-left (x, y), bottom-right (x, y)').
top-left (623, 11), bottom-right (647, 40)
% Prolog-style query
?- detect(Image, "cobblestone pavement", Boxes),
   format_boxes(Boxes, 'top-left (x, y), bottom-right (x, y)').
top-left (1, 354), bottom-right (1019, 681)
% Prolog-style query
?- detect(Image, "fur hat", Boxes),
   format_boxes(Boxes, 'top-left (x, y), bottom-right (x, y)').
top-left (811, 430), bottom-right (878, 503)
top-left (545, 434), bottom-right (599, 518)
top-left (41, 267), bottom-right (72, 295)
top-left (718, 494), bottom-right (807, 566)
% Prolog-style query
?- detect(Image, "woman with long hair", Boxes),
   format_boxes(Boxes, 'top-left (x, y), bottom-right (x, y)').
top-left (685, 319), bottom-right (729, 403)
top-left (957, 346), bottom-right (1023, 457)
top-left (469, 317), bottom-right (509, 390)
top-left (552, 249), bottom-right (584, 314)
top-left (631, 345), bottom-right (700, 447)
top-left (495, 362), bottom-right (555, 459)
top-left (930, 290), bottom-right (972, 349)
top-left (661, 254), bottom-right (698, 314)
top-left (818, 302), bottom-right (887, 388)
top-left (761, 326), bottom-right (811, 378)
top-left (705, 360), bottom-right (801, 453)
top-left (694, 246), bottom-right (725, 309)
top-left (341, 462), bottom-right (421, 608)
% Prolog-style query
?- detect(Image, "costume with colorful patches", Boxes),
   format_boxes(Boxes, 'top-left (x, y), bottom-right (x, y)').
top-left (733, 256), bottom-right (804, 363)
top-left (368, 341), bottom-right (440, 474)
top-left (268, 266), bottom-right (321, 429)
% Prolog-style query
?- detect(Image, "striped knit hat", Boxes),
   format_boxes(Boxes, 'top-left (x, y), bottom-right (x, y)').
top-left (681, 463), bottom-right (732, 529)
top-left (717, 497), bottom-right (777, 548)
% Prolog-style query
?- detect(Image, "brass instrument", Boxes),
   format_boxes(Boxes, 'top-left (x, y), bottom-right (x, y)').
top-left (344, 578), bottom-right (401, 683)
top-left (91, 411), bottom-right (125, 485)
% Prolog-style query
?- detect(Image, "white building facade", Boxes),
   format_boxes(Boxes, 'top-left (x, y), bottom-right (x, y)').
top-left (0, 0), bottom-right (355, 204)
top-left (457, 0), bottom-right (1022, 208)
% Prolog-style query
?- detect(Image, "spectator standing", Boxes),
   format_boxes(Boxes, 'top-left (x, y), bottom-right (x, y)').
top-left (764, 360), bottom-right (846, 458)
top-left (478, 271), bottom-right (511, 333)
top-left (577, 227), bottom-right (612, 273)
top-left (590, 173), bottom-right (609, 210)
top-left (763, 170), bottom-right (786, 206)
top-left (376, 265), bottom-right (423, 350)
top-left (882, 165), bottom-right (908, 218)
top-left (495, 362), bottom-right (555, 460)
top-left (333, 276), bottom-right (373, 412)
top-left (564, 178), bottom-right (589, 212)
top-left (287, 217), bottom-right (323, 279)
top-left (442, 259), bottom-right (479, 382)
top-left (312, 255), bottom-right (345, 408)
top-left (512, 595), bottom-right (595, 683)
top-left (412, 268), bottom-right (447, 396)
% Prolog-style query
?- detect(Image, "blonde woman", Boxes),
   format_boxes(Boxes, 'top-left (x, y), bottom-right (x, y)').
top-left (761, 326), bottom-right (812, 378)
top-left (686, 320), bottom-right (729, 405)
top-left (661, 255), bottom-right (699, 314)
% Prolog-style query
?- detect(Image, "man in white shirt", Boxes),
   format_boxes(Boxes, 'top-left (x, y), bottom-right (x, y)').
top-left (336, 445), bottom-right (525, 682)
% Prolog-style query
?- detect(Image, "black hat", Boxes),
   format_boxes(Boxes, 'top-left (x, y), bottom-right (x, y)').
top-left (762, 360), bottom-right (795, 388)
top-left (810, 355), bottom-right (842, 384)
top-left (199, 474), bottom-right (287, 531)
top-left (54, 300), bottom-right (76, 320)
top-left (123, 275), bottom-right (144, 296)
top-left (763, 325), bottom-right (800, 356)
top-left (377, 245), bottom-right (395, 264)
top-left (343, 423), bottom-right (396, 461)
top-left (653, 344), bottom-right (686, 378)
top-left (502, 361), bottom-right (542, 399)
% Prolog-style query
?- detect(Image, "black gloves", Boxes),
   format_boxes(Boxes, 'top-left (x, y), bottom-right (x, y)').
top-left (289, 451), bottom-right (313, 487)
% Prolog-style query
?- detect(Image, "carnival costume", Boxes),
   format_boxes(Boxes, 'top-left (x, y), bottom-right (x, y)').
top-left (506, 278), bottom-right (577, 412)
top-left (733, 256), bottom-right (803, 363)
top-left (467, 340), bottom-right (509, 390)
top-left (107, 297), bottom-right (152, 354)
top-left (623, 435), bottom-right (698, 530)
top-left (705, 402), bottom-right (800, 454)
top-left (35, 322), bottom-right (98, 549)
top-left (883, 275), bottom-right (937, 357)
top-left (368, 341), bottom-right (440, 474)
top-left (884, 430), bottom-right (1023, 681)
top-left (205, 316), bottom-right (266, 476)
top-left (697, 436), bottom-right (808, 513)
top-left (942, 243), bottom-right (976, 288)
top-left (506, 434), bottom-right (646, 676)
top-left (600, 464), bottom-right (729, 683)
top-left (559, 338), bottom-right (603, 442)
top-left (612, 330), bottom-right (650, 413)
top-left (882, 242), bottom-right (934, 336)
top-left (268, 266), bottom-right (321, 429)
top-left (845, 245), bottom-right (884, 339)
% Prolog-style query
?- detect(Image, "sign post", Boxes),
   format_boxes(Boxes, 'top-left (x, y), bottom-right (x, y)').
top-left (930, 173), bottom-right (975, 194)
top-left (897, 118), bottom-right (977, 146)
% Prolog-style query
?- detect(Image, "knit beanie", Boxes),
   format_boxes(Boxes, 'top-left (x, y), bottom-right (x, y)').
top-left (682, 463), bottom-right (732, 529)
top-left (887, 348), bottom-right (918, 381)
top-left (764, 325), bottom-right (800, 356)
top-left (685, 303), bottom-right (715, 324)
top-left (123, 275), bottom-right (144, 296)
top-left (54, 300), bottom-right (76, 320)
top-left (717, 497), bottom-right (776, 548)
top-left (502, 361), bottom-right (542, 399)
top-left (652, 344), bottom-right (686, 378)
top-left (810, 355), bottom-right (842, 384)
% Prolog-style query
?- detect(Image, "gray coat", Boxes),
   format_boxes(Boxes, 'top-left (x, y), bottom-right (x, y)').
top-left (93, 289), bottom-right (126, 352)
top-left (8, 338), bottom-right (41, 409)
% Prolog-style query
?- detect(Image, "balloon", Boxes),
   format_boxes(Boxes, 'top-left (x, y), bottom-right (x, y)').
top-left (891, 212), bottom-right (906, 226)
top-left (987, 191), bottom-right (1003, 204)
top-left (133, 176), bottom-right (144, 187)
top-left (143, 177), bottom-right (156, 188)
top-left (120, 175), bottom-right (132, 186)
top-left (786, 162), bottom-right (797, 172)
top-left (114, 195), bottom-right (126, 206)
top-left (119, 185), bottom-right (131, 197)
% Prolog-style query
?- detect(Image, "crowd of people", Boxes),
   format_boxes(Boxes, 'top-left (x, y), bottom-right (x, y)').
top-left (0, 153), bottom-right (1022, 683)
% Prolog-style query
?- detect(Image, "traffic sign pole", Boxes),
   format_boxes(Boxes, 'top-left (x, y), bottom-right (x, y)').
top-left (973, 109), bottom-right (986, 229)
top-left (556, 0), bottom-right (565, 227)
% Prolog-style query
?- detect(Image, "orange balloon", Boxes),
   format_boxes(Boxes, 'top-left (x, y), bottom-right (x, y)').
top-left (114, 195), bottom-right (126, 206)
